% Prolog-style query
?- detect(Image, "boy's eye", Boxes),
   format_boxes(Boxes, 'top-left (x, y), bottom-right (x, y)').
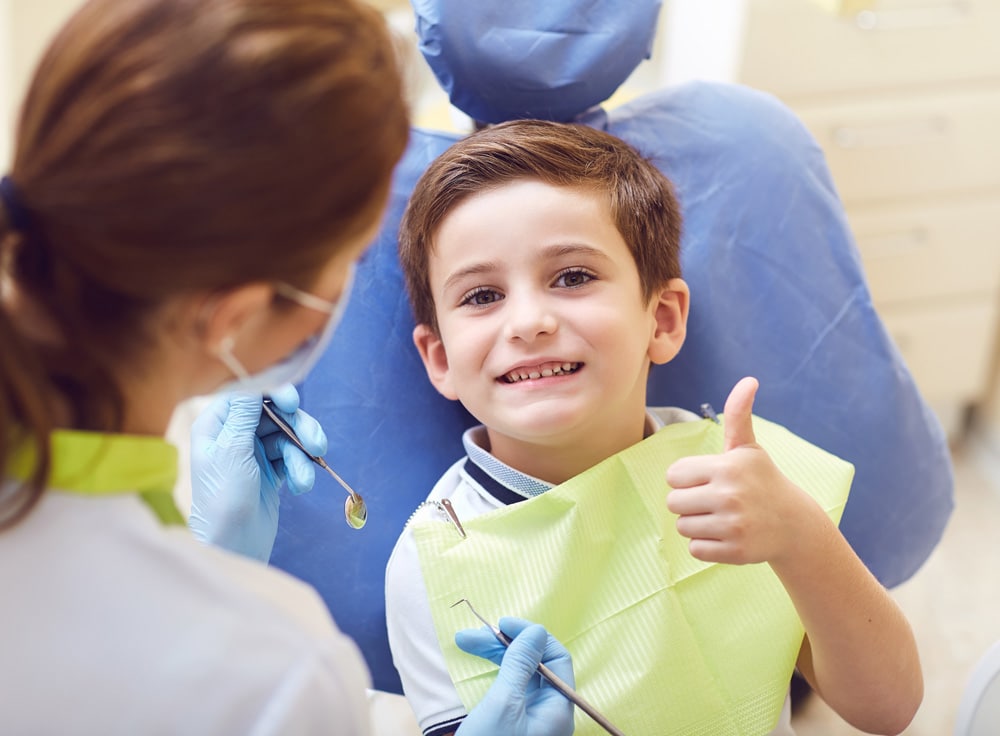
top-left (554, 268), bottom-right (595, 288)
top-left (460, 287), bottom-right (503, 307)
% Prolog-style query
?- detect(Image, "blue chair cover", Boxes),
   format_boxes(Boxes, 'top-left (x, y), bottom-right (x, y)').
top-left (411, 0), bottom-right (662, 124)
top-left (271, 3), bottom-right (953, 694)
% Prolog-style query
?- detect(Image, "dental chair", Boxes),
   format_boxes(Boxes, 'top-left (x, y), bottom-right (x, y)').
top-left (270, 0), bottom-right (954, 695)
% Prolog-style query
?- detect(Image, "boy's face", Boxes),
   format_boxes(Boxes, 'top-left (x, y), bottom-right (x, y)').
top-left (413, 180), bottom-right (688, 468)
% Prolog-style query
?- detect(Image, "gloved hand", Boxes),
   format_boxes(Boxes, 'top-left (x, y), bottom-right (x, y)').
top-left (455, 617), bottom-right (575, 736)
top-left (188, 383), bottom-right (327, 562)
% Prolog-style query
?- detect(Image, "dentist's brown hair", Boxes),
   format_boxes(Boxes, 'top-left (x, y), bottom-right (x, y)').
top-left (0, 0), bottom-right (408, 528)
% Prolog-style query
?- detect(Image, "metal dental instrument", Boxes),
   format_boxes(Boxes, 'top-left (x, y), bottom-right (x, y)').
top-left (262, 398), bottom-right (367, 529)
top-left (452, 599), bottom-right (626, 736)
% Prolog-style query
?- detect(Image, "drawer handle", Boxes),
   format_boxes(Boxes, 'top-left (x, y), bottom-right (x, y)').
top-left (855, 0), bottom-right (971, 30)
top-left (858, 228), bottom-right (929, 258)
top-left (832, 115), bottom-right (950, 149)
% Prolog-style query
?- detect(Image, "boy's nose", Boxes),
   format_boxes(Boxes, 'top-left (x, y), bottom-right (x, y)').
top-left (502, 292), bottom-right (559, 342)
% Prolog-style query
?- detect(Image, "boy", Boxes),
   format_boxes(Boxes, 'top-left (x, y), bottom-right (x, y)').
top-left (386, 119), bottom-right (921, 736)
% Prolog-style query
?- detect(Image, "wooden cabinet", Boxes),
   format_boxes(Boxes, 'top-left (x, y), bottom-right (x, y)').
top-left (703, 0), bottom-right (1000, 431)
top-left (740, 0), bottom-right (1000, 101)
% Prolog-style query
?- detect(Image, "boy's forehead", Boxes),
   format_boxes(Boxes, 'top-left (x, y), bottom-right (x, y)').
top-left (432, 180), bottom-right (609, 240)
top-left (434, 178), bottom-right (609, 228)
top-left (426, 181), bottom-right (628, 281)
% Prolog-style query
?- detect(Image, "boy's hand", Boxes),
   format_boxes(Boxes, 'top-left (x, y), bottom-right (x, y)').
top-left (666, 377), bottom-right (819, 566)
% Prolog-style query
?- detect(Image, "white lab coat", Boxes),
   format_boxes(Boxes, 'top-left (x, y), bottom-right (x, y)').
top-left (0, 488), bottom-right (378, 735)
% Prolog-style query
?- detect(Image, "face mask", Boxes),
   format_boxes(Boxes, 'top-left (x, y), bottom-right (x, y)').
top-left (214, 265), bottom-right (355, 394)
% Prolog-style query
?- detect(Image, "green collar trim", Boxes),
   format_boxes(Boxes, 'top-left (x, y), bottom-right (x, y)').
top-left (8, 429), bottom-right (184, 526)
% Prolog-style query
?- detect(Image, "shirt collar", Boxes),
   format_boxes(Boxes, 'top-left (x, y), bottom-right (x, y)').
top-left (462, 426), bottom-right (551, 504)
top-left (8, 429), bottom-right (183, 525)
top-left (461, 411), bottom-right (664, 505)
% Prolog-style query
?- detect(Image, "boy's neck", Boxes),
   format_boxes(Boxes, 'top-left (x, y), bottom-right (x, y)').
top-left (483, 413), bottom-right (654, 486)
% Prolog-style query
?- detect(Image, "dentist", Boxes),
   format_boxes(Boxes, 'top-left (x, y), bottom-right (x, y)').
top-left (0, 0), bottom-right (574, 734)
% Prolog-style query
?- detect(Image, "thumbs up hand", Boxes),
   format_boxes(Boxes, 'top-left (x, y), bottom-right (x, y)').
top-left (666, 377), bottom-right (820, 566)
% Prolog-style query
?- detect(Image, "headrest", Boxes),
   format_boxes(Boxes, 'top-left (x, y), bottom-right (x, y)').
top-left (411, 0), bottom-right (663, 123)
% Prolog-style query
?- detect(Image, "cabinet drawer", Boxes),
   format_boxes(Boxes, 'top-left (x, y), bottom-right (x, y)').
top-left (740, 0), bottom-right (1000, 101)
top-left (850, 196), bottom-right (1000, 305)
top-left (794, 87), bottom-right (1000, 206)
top-left (879, 298), bottom-right (998, 403)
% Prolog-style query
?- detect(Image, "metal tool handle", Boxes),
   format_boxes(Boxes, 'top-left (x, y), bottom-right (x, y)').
top-left (262, 399), bottom-right (318, 461)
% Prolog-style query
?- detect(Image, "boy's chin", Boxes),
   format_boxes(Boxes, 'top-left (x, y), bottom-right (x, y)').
top-left (486, 410), bottom-right (594, 445)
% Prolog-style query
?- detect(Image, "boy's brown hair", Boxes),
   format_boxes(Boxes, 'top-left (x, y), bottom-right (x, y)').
top-left (399, 119), bottom-right (682, 332)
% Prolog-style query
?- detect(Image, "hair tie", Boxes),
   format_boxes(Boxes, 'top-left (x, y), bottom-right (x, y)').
top-left (0, 175), bottom-right (31, 232)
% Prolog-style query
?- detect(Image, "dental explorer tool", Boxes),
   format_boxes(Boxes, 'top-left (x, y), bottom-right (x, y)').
top-left (262, 398), bottom-right (367, 529)
top-left (452, 598), bottom-right (627, 736)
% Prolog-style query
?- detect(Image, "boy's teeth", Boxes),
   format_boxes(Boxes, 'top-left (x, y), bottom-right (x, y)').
top-left (505, 362), bottom-right (580, 383)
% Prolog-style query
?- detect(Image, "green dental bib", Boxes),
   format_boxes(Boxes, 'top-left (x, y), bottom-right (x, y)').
top-left (413, 415), bottom-right (853, 736)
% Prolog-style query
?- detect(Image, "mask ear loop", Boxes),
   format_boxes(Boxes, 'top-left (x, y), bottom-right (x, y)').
top-left (215, 335), bottom-right (252, 382)
top-left (274, 282), bottom-right (336, 314)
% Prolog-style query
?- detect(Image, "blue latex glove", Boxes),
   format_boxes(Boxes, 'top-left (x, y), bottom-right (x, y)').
top-left (455, 617), bottom-right (576, 736)
top-left (188, 384), bottom-right (327, 562)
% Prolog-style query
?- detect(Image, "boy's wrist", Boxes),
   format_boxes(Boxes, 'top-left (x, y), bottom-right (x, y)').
top-left (767, 485), bottom-right (836, 577)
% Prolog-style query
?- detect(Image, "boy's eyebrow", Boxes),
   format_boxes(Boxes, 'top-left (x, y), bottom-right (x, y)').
top-left (441, 243), bottom-right (609, 293)
top-left (544, 243), bottom-right (609, 261)
top-left (442, 261), bottom-right (500, 294)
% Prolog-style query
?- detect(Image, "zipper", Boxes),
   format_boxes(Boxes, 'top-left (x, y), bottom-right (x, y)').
top-left (404, 497), bottom-right (467, 538)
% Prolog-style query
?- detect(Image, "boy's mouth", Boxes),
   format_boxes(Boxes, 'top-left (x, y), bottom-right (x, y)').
top-left (500, 361), bottom-right (582, 384)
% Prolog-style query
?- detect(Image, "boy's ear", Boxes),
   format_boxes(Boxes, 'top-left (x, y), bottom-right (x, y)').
top-left (412, 323), bottom-right (459, 401)
top-left (648, 278), bottom-right (690, 365)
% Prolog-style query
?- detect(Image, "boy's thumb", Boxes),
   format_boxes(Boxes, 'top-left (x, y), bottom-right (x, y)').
top-left (723, 376), bottom-right (759, 451)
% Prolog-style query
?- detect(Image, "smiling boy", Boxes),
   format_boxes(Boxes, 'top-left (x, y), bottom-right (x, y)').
top-left (385, 120), bottom-right (921, 736)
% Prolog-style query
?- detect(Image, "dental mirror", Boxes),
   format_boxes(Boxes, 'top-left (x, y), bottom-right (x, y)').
top-left (262, 399), bottom-right (367, 529)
